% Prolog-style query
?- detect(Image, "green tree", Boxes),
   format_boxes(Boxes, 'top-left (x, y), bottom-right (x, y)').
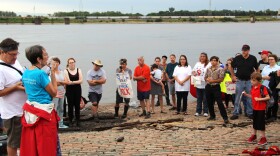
top-left (169, 7), bottom-right (175, 13)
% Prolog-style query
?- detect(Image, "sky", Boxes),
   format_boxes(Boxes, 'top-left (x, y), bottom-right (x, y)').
top-left (0, 0), bottom-right (280, 16)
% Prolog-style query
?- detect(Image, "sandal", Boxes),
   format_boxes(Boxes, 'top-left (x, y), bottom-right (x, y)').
top-left (174, 112), bottom-right (180, 115)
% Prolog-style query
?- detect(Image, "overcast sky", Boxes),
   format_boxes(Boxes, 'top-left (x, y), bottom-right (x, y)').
top-left (1, 0), bottom-right (279, 15)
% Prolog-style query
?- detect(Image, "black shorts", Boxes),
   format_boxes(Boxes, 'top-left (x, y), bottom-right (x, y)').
top-left (88, 92), bottom-right (102, 105)
top-left (137, 91), bottom-right (150, 101)
top-left (3, 116), bottom-right (22, 148)
top-left (253, 110), bottom-right (265, 131)
top-left (116, 90), bottom-right (130, 104)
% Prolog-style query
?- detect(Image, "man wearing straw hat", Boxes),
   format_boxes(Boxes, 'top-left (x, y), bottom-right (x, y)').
top-left (87, 59), bottom-right (107, 122)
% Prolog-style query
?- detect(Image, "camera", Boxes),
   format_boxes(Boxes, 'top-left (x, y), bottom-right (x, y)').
top-left (119, 66), bottom-right (122, 70)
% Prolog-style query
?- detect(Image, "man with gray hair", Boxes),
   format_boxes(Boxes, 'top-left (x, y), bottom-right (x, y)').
top-left (0, 38), bottom-right (26, 156)
top-left (133, 56), bottom-right (151, 119)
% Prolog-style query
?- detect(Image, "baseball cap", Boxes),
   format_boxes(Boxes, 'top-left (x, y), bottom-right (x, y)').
top-left (258, 50), bottom-right (272, 55)
top-left (241, 44), bottom-right (250, 51)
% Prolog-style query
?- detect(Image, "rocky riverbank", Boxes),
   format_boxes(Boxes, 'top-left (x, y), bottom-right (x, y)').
top-left (59, 101), bottom-right (280, 155)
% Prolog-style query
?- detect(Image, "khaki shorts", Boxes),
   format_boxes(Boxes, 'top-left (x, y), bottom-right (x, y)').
top-left (3, 116), bottom-right (22, 148)
top-left (168, 82), bottom-right (176, 95)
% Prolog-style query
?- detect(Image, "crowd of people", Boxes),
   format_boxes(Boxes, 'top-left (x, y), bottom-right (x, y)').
top-left (0, 37), bottom-right (280, 155)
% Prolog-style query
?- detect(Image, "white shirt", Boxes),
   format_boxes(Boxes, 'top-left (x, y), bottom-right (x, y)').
top-left (0, 60), bottom-right (27, 119)
top-left (261, 64), bottom-right (280, 88)
top-left (173, 65), bottom-right (192, 91)
top-left (151, 69), bottom-right (162, 80)
top-left (192, 62), bottom-right (211, 89)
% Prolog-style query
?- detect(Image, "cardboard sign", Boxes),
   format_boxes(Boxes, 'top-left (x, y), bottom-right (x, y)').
top-left (225, 81), bottom-right (236, 95)
top-left (116, 73), bottom-right (133, 98)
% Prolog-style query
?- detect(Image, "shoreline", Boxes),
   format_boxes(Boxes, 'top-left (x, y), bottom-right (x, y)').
top-left (1, 21), bottom-right (280, 25)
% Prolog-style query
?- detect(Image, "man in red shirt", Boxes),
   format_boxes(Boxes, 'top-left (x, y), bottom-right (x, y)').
top-left (133, 56), bottom-right (151, 118)
top-left (243, 72), bottom-right (270, 145)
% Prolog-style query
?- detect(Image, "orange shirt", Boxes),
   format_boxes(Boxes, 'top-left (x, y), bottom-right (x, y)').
top-left (134, 64), bottom-right (151, 92)
top-left (251, 84), bottom-right (268, 110)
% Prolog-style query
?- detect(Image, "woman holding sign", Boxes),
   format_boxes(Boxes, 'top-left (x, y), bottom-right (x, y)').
top-left (115, 59), bottom-right (132, 118)
top-left (192, 52), bottom-right (211, 117)
top-left (221, 58), bottom-right (236, 109)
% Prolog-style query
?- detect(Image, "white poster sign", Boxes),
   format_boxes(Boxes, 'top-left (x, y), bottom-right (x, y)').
top-left (225, 81), bottom-right (236, 95)
top-left (116, 73), bottom-right (133, 98)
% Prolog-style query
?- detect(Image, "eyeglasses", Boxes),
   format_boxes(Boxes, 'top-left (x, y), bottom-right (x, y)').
top-left (6, 52), bottom-right (20, 57)
top-left (268, 59), bottom-right (275, 61)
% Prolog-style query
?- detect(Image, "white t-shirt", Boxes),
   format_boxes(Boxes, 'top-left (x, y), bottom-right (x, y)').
top-left (0, 60), bottom-right (27, 119)
top-left (151, 69), bottom-right (162, 81)
top-left (261, 64), bottom-right (280, 88)
top-left (192, 62), bottom-right (211, 89)
top-left (173, 65), bottom-right (192, 91)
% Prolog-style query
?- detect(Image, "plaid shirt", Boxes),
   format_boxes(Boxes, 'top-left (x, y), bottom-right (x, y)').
top-left (204, 66), bottom-right (225, 85)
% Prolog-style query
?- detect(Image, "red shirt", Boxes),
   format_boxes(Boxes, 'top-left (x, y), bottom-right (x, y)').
top-left (251, 84), bottom-right (268, 110)
top-left (134, 64), bottom-right (151, 92)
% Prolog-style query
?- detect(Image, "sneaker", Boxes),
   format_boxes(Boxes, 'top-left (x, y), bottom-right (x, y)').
top-left (59, 124), bottom-right (69, 129)
top-left (207, 117), bottom-right (216, 121)
top-left (203, 113), bottom-right (208, 117)
top-left (145, 113), bottom-right (151, 119)
top-left (139, 111), bottom-right (147, 117)
top-left (169, 107), bottom-right (177, 110)
top-left (230, 115), bottom-right (239, 120)
top-left (166, 103), bottom-right (172, 106)
top-left (224, 119), bottom-right (229, 124)
top-left (194, 113), bottom-right (199, 116)
top-left (247, 134), bottom-right (257, 143)
top-left (258, 137), bottom-right (267, 145)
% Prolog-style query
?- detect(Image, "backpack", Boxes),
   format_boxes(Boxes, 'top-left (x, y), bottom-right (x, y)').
top-left (260, 85), bottom-right (274, 109)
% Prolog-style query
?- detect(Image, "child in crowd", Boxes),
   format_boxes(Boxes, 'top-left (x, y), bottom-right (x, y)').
top-left (243, 72), bottom-right (270, 145)
top-left (151, 64), bottom-right (165, 95)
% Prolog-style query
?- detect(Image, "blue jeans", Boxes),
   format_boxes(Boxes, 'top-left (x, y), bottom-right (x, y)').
top-left (233, 80), bottom-right (253, 116)
top-left (196, 88), bottom-right (208, 114)
top-left (53, 96), bottom-right (65, 125)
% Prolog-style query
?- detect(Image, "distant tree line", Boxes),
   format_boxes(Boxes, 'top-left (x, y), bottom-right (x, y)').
top-left (147, 8), bottom-right (278, 16)
top-left (0, 11), bottom-right (17, 17)
top-left (0, 9), bottom-right (278, 18)
top-left (53, 11), bottom-right (142, 17)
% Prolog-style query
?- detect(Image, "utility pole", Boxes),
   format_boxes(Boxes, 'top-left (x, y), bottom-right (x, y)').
top-left (79, 0), bottom-right (84, 17)
top-left (208, 0), bottom-right (212, 16)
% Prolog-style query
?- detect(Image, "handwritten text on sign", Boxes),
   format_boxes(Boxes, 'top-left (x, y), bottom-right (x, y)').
top-left (116, 73), bottom-right (133, 98)
top-left (225, 81), bottom-right (236, 95)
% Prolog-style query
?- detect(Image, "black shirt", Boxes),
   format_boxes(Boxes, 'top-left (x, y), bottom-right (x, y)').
top-left (258, 60), bottom-right (269, 73)
top-left (231, 55), bottom-right (259, 80)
